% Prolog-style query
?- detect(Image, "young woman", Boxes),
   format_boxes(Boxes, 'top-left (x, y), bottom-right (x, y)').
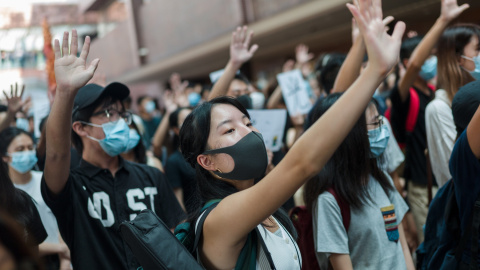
top-left (0, 127), bottom-right (71, 268)
top-left (177, 0), bottom-right (406, 268)
top-left (304, 95), bottom-right (413, 270)
top-left (0, 147), bottom-right (46, 253)
top-left (426, 23), bottom-right (480, 187)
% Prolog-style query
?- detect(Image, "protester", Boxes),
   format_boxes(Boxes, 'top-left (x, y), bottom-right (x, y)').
top-left (0, 127), bottom-right (71, 269)
top-left (449, 80), bottom-right (480, 268)
top-left (40, 30), bottom-right (185, 269)
top-left (136, 95), bottom-right (161, 148)
top-left (178, 0), bottom-right (406, 267)
top-left (426, 22), bottom-right (479, 187)
top-left (0, 156), bottom-right (46, 252)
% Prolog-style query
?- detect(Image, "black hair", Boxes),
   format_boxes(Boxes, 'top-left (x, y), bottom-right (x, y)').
top-left (0, 127), bottom-right (35, 157)
top-left (136, 95), bottom-right (150, 106)
top-left (318, 53), bottom-right (346, 94)
top-left (71, 95), bottom-right (122, 154)
top-left (129, 120), bottom-right (147, 164)
top-left (0, 210), bottom-right (43, 270)
top-left (400, 36), bottom-right (424, 66)
top-left (233, 73), bottom-right (250, 85)
top-left (179, 96), bottom-right (297, 248)
top-left (169, 107), bottom-right (191, 150)
top-left (304, 93), bottom-right (393, 211)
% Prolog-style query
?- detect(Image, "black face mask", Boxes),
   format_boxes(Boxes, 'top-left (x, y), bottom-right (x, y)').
top-left (203, 131), bottom-right (268, 180)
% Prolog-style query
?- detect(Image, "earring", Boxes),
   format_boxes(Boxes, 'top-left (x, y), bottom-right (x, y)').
top-left (216, 168), bottom-right (223, 174)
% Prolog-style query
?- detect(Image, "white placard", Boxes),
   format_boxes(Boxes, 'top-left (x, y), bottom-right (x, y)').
top-left (248, 109), bottom-right (287, 152)
top-left (209, 69), bottom-right (241, 83)
top-left (276, 69), bottom-right (312, 115)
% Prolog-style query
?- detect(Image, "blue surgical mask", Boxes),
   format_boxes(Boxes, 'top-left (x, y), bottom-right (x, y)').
top-left (16, 118), bottom-right (30, 132)
top-left (124, 129), bottom-right (141, 152)
top-left (368, 124), bottom-right (390, 158)
top-left (144, 101), bottom-right (155, 113)
top-left (84, 119), bottom-right (131, 157)
top-left (9, 150), bottom-right (38, 174)
top-left (419, 56), bottom-right (437, 81)
top-left (461, 55), bottom-right (480, 80)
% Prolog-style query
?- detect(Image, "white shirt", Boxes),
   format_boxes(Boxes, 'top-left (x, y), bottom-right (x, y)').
top-left (425, 89), bottom-right (456, 187)
top-left (14, 171), bottom-right (60, 244)
top-left (195, 214), bottom-right (301, 270)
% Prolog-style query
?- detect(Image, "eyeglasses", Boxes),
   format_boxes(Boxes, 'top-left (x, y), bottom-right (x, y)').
top-left (91, 108), bottom-right (132, 125)
top-left (367, 116), bottom-right (384, 128)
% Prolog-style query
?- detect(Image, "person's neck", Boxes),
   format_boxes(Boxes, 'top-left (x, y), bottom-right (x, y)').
top-left (120, 150), bottom-right (136, 163)
top-left (9, 167), bottom-right (32, 185)
top-left (413, 78), bottom-right (432, 96)
top-left (226, 178), bottom-right (255, 191)
top-left (140, 111), bottom-right (152, 121)
top-left (83, 149), bottom-right (120, 176)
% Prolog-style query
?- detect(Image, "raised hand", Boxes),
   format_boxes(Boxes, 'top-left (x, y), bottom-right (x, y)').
top-left (440, 0), bottom-right (469, 22)
top-left (347, 0), bottom-right (405, 75)
top-left (54, 30), bottom-right (99, 92)
top-left (3, 83), bottom-right (26, 114)
top-left (295, 44), bottom-right (314, 65)
top-left (230, 26), bottom-right (258, 67)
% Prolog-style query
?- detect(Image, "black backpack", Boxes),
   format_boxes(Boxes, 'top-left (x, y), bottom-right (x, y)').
top-left (120, 201), bottom-right (277, 270)
top-left (417, 179), bottom-right (480, 269)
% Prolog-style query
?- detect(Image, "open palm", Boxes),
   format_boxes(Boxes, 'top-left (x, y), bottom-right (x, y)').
top-left (347, 0), bottom-right (405, 75)
top-left (441, 0), bottom-right (469, 22)
top-left (230, 26), bottom-right (258, 66)
top-left (54, 30), bottom-right (99, 92)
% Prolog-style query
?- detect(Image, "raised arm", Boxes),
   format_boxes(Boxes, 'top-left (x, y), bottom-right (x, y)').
top-left (208, 26), bottom-right (258, 100)
top-left (205, 0), bottom-right (405, 255)
top-left (397, 0), bottom-right (468, 102)
top-left (332, 16), bottom-right (393, 93)
top-left (467, 105), bottom-right (480, 159)
top-left (0, 84), bottom-right (27, 132)
top-left (44, 30), bottom-right (99, 194)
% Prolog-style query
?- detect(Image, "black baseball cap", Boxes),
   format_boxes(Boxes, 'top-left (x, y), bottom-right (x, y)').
top-left (72, 82), bottom-right (130, 117)
top-left (452, 80), bottom-right (480, 135)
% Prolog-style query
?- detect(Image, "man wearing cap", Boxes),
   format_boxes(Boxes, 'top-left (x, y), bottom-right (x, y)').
top-left (41, 30), bottom-right (185, 269)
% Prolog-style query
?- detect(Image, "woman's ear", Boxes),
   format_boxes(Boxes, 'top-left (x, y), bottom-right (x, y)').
top-left (2, 156), bottom-right (10, 163)
top-left (72, 122), bottom-right (88, 137)
top-left (197, 154), bottom-right (216, 171)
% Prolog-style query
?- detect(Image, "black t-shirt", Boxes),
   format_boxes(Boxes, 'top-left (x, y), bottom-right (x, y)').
top-left (41, 157), bottom-right (186, 270)
top-left (390, 85), bottom-right (434, 185)
top-left (15, 189), bottom-right (48, 246)
top-left (165, 150), bottom-right (196, 214)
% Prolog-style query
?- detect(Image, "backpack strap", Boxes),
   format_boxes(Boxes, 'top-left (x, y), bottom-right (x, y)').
top-left (406, 88), bottom-right (420, 133)
top-left (327, 187), bottom-right (351, 231)
top-left (193, 201), bottom-right (220, 251)
top-left (255, 228), bottom-right (277, 270)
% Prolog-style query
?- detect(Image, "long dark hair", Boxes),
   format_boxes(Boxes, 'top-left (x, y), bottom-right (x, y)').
top-left (304, 93), bottom-right (393, 211)
top-left (0, 210), bottom-right (43, 270)
top-left (179, 96), bottom-right (297, 244)
top-left (437, 24), bottom-right (480, 101)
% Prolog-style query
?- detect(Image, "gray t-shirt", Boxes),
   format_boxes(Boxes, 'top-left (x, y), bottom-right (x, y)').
top-left (314, 174), bottom-right (408, 269)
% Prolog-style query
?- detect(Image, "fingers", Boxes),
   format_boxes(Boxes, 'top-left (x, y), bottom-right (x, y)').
top-left (79, 36), bottom-right (91, 61)
top-left (54, 39), bottom-right (61, 59)
top-left (62, 31), bottom-right (69, 57)
top-left (3, 91), bottom-right (9, 101)
top-left (243, 30), bottom-right (254, 48)
top-left (391, 21), bottom-right (406, 41)
top-left (20, 84), bottom-right (25, 98)
top-left (87, 58), bottom-right (100, 75)
top-left (458, 3), bottom-right (470, 13)
top-left (70, 29), bottom-right (78, 56)
top-left (383, 16), bottom-right (394, 26)
top-left (248, 44), bottom-right (259, 55)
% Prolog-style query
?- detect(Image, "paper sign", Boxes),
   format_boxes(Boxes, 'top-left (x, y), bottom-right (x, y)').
top-left (276, 69), bottom-right (312, 116)
top-left (209, 69), bottom-right (241, 83)
top-left (247, 109), bottom-right (287, 152)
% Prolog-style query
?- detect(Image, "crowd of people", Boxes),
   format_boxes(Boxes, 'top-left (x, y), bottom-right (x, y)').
top-left (0, 0), bottom-right (479, 269)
